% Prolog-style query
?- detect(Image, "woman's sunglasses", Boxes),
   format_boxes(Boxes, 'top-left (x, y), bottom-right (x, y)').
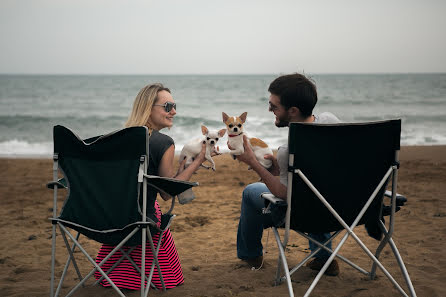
top-left (154, 102), bottom-right (177, 112)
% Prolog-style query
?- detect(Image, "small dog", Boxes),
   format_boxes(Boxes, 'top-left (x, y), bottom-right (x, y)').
top-left (222, 111), bottom-right (273, 169)
top-left (179, 125), bottom-right (226, 171)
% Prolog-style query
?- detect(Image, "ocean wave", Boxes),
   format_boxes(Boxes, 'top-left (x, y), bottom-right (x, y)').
top-left (172, 115), bottom-right (223, 127)
top-left (0, 114), bottom-right (126, 122)
top-left (0, 114), bottom-right (126, 142)
top-left (0, 114), bottom-right (224, 142)
top-left (399, 114), bottom-right (446, 124)
top-left (353, 114), bottom-right (446, 124)
top-left (401, 132), bottom-right (446, 146)
top-left (0, 139), bottom-right (52, 156)
top-left (1, 128), bottom-right (445, 157)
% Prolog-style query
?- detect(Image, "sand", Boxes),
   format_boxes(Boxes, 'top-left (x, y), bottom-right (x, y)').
top-left (0, 145), bottom-right (445, 297)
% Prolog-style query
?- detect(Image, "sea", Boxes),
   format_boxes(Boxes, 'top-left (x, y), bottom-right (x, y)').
top-left (1, 73), bottom-right (446, 157)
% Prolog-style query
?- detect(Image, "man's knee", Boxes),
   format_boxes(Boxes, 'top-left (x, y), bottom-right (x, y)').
top-left (242, 182), bottom-right (269, 208)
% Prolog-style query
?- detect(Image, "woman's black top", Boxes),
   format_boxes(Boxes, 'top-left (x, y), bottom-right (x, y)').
top-left (145, 130), bottom-right (174, 222)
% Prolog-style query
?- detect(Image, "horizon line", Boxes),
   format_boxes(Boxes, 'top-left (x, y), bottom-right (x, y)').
top-left (1, 71), bottom-right (445, 76)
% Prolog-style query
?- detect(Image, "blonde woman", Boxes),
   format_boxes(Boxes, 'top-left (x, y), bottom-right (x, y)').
top-left (94, 83), bottom-right (207, 290)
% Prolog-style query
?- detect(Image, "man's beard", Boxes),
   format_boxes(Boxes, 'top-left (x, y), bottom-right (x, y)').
top-left (275, 118), bottom-right (289, 127)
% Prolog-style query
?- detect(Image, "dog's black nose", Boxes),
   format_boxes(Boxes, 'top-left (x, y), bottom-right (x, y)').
top-left (210, 140), bottom-right (215, 145)
top-left (234, 127), bottom-right (238, 132)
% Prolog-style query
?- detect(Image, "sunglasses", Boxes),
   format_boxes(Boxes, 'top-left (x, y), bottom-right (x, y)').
top-left (154, 102), bottom-right (177, 112)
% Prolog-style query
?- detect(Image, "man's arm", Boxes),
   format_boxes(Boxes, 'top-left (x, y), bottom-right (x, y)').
top-left (234, 135), bottom-right (287, 199)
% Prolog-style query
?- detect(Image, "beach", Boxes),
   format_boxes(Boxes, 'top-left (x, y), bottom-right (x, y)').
top-left (0, 145), bottom-right (445, 297)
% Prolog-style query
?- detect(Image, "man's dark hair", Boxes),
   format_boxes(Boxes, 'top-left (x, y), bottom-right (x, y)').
top-left (268, 73), bottom-right (318, 117)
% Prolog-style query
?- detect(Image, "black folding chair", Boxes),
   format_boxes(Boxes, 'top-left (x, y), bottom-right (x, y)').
top-left (262, 120), bottom-right (416, 297)
top-left (48, 125), bottom-right (197, 297)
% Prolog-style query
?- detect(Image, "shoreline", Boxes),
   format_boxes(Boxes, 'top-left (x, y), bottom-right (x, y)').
top-left (1, 144), bottom-right (445, 160)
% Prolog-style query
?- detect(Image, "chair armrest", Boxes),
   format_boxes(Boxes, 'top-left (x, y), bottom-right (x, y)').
top-left (261, 193), bottom-right (285, 205)
top-left (47, 178), bottom-right (67, 189)
top-left (384, 190), bottom-right (407, 206)
top-left (144, 174), bottom-right (198, 197)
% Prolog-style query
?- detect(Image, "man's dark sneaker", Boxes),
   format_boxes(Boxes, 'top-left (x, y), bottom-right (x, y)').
top-left (306, 258), bottom-right (340, 276)
top-left (243, 256), bottom-right (263, 269)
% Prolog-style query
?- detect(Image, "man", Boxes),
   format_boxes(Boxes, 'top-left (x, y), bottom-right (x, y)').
top-left (233, 73), bottom-right (340, 276)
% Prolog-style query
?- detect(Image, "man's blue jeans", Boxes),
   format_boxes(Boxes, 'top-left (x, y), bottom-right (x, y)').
top-left (237, 182), bottom-right (332, 260)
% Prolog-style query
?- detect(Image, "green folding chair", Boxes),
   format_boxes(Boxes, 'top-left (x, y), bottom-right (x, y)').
top-left (48, 125), bottom-right (197, 297)
top-left (262, 120), bottom-right (416, 297)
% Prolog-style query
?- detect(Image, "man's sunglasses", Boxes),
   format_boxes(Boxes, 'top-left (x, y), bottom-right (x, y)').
top-left (153, 102), bottom-right (177, 112)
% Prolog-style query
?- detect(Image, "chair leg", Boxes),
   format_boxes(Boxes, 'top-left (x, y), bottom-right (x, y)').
top-left (59, 224), bottom-right (139, 297)
top-left (144, 229), bottom-right (166, 297)
top-left (371, 231), bottom-right (390, 279)
top-left (59, 225), bottom-right (127, 297)
top-left (272, 229), bottom-right (283, 285)
top-left (387, 237), bottom-right (417, 297)
top-left (123, 248), bottom-right (157, 290)
top-left (275, 256), bottom-right (282, 286)
top-left (58, 229), bottom-right (83, 282)
top-left (372, 221), bottom-right (417, 297)
top-left (299, 231), bottom-right (369, 276)
top-left (118, 249), bottom-right (157, 290)
top-left (348, 229), bottom-right (410, 296)
top-left (273, 228), bottom-right (294, 297)
top-left (141, 227), bottom-right (146, 297)
top-left (50, 224), bottom-right (57, 297)
top-left (93, 246), bottom-right (136, 286)
top-left (305, 231), bottom-right (351, 297)
top-left (55, 232), bottom-right (82, 297)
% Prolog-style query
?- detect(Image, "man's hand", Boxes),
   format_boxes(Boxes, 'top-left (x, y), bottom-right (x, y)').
top-left (232, 135), bottom-right (257, 166)
top-left (264, 154), bottom-right (280, 176)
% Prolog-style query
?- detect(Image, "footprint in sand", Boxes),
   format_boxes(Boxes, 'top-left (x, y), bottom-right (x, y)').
top-left (185, 215), bottom-right (210, 227)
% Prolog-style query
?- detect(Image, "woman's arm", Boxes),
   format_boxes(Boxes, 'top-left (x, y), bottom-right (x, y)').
top-left (157, 142), bottom-right (207, 200)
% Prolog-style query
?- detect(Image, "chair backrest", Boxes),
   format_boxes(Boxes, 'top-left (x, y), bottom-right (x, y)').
top-left (287, 120), bottom-right (401, 233)
top-left (53, 125), bottom-right (149, 244)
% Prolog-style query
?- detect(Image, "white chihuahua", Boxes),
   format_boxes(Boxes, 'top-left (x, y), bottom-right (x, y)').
top-left (177, 125), bottom-right (226, 205)
top-left (179, 125), bottom-right (226, 171)
top-left (222, 111), bottom-right (273, 169)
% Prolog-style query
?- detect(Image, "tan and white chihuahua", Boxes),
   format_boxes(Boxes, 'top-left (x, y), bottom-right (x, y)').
top-left (222, 112), bottom-right (273, 169)
top-left (179, 125), bottom-right (226, 171)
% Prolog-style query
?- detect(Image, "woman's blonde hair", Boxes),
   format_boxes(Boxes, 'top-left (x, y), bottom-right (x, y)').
top-left (125, 83), bottom-right (171, 132)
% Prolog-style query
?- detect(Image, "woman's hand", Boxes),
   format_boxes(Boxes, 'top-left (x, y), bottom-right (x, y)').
top-left (174, 141), bottom-right (214, 181)
top-left (211, 146), bottom-right (221, 156)
top-left (195, 141), bottom-right (207, 164)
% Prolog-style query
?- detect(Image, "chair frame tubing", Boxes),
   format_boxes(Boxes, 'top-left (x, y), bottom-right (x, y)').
top-left (49, 154), bottom-right (168, 297)
top-left (50, 155), bottom-right (59, 297)
top-left (271, 150), bottom-right (416, 297)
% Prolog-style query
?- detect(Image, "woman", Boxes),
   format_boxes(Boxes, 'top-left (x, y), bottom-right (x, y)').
top-left (94, 83), bottom-right (207, 290)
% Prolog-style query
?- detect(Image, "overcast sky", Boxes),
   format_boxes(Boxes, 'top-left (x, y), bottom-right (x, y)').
top-left (1, 0), bottom-right (445, 74)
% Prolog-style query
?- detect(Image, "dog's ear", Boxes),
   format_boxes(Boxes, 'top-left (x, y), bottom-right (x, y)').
top-left (222, 112), bottom-right (229, 123)
top-left (201, 125), bottom-right (208, 135)
top-left (240, 112), bottom-right (247, 123)
top-left (218, 128), bottom-right (226, 137)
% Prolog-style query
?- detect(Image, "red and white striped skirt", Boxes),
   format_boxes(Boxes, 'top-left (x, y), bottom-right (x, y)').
top-left (94, 201), bottom-right (184, 290)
